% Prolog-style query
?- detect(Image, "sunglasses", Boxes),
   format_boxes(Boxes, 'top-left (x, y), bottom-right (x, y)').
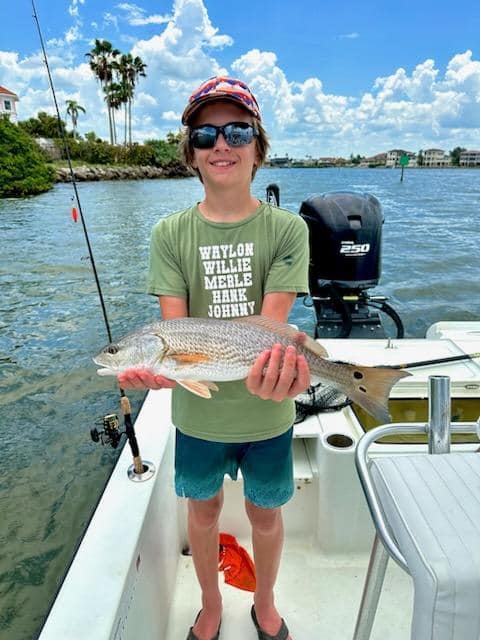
top-left (189, 122), bottom-right (258, 149)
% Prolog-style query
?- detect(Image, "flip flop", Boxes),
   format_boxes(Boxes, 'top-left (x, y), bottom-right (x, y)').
top-left (251, 605), bottom-right (289, 640)
top-left (186, 610), bottom-right (221, 640)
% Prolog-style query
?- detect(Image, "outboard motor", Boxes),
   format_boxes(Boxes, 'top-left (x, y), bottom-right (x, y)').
top-left (299, 191), bottom-right (403, 338)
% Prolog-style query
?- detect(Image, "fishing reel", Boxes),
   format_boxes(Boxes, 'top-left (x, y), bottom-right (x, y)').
top-left (90, 413), bottom-right (123, 449)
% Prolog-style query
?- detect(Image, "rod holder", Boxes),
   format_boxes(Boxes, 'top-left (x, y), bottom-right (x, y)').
top-left (428, 375), bottom-right (451, 454)
top-left (127, 460), bottom-right (156, 482)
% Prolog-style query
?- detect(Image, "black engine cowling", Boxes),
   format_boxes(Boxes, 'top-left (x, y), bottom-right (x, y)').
top-left (299, 191), bottom-right (383, 294)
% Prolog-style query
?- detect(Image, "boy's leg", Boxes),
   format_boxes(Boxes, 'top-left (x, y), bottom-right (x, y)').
top-left (188, 491), bottom-right (224, 639)
top-left (175, 430), bottom-right (231, 639)
top-left (245, 501), bottom-right (291, 639)
top-left (241, 428), bottom-right (294, 638)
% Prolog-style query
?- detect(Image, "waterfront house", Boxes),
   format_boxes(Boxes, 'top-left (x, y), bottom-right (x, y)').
top-left (386, 149), bottom-right (417, 167)
top-left (317, 157), bottom-right (339, 167)
top-left (459, 150), bottom-right (480, 167)
top-left (0, 86), bottom-right (19, 121)
top-left (423, 148), bottom-right (451, 167)
top-left (364, 152), bottom-right (387, 166)
top-left (268, 156), bottom-right (290, 167)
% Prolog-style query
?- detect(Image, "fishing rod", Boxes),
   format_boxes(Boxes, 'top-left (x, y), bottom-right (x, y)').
top-left (31, 0), bottom-right (145, 475)
top-left (391, 352), bottom-right (480, 371)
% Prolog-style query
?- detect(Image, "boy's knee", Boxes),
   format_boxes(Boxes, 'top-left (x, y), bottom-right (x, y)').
top-left (245, 500), bottom-right (282, 534)
top-left (188, 493), bottom-right (223, 529)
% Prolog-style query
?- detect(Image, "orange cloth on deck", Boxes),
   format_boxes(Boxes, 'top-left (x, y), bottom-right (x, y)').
top-left (218, 532), bottom-right (256, 592)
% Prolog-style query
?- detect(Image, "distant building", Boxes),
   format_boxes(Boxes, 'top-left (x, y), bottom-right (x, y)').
top-left (35, 137), bottom-right (62, 160)
top-left (268, 157), bottom-right (290, 167)
top-left (0, 85), bottom-right (19, 121)
top-left (422, 148), bottom-right (451, 167)
top-left (365, 152), bottom-right (387, 166)
top-left (317, 157), bottom-right (338, 166)
top-left (386, 150), bottom-right (406, 167)
top-left (386, 149), bottom-right (417, 167)
top-left (459, 150), bottom-right (480, 167)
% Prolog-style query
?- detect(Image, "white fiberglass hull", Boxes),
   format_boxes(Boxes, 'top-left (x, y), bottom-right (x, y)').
top-left (38, 323), bottom-right (480, 640)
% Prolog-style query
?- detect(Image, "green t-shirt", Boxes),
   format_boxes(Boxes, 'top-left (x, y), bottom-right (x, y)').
top-left (147, 201), bottom-right (309, 442)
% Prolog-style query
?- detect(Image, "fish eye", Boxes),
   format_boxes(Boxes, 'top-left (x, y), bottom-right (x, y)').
top-left (105, 345), bottom-right (119, 355)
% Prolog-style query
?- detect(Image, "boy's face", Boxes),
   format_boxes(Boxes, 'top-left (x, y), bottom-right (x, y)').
top-left (190, 101), bottom-right (259, 189)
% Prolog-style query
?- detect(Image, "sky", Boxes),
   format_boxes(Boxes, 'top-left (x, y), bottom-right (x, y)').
top-left (1, 0), bottom-right (480, 157)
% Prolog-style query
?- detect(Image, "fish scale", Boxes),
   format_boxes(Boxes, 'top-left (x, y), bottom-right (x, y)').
top-left (93, 315), bottom-right (411, 422)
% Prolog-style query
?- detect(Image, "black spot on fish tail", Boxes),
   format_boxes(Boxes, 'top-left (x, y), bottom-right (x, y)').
top-left (347, 365), bottom-right (411, 422)
top-left (323, 360), bottom-right (412, 423)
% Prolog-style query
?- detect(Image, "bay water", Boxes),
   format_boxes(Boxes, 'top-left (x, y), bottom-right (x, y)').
top-left (0, 168), bottom-right (479, 639)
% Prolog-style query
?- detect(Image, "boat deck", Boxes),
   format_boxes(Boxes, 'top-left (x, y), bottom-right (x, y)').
top-left (166, 535), bottom-right (413, 640)
top-left (37, 326), bottom-right (480, 640)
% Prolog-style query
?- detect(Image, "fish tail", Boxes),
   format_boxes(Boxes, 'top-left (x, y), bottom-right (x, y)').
top-left (313, 360), bottom-right (411, 423)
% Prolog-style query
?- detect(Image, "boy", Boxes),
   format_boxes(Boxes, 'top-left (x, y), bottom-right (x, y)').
top-left (119, 76), bottom-right (310, 640)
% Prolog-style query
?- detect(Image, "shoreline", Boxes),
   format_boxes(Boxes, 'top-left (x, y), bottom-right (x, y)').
top-left (54, 164), bottom-right (190, 182)
top-left (53, 164), bottom-right (478, 182)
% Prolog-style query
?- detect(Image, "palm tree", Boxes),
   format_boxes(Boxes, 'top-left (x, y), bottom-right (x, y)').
top-left (111, 53), bottom-right (147, 146)
top-left (130, 56), bottom-right (147, 144)
top-left (104, 82), bottom-right (129, 145)
top-left (86, 39), bottom-right (120, 144)
top-left (119, 54), bottom-right (147, 145)
top-left (113, 54), bottom-right (134, 146)
top-left (65, 100), bottom-right (86, 137)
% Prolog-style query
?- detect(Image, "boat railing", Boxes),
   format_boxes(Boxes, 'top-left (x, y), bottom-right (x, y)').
top-left (353, 375), bottom-right (480, 640)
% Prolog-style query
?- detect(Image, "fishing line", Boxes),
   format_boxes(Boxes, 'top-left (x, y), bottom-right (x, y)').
top-left (31, 0), bottom-right (144, 474)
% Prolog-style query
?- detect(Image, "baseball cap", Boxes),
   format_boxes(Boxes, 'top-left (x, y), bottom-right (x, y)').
top-left (181, 76), bottom-right (261, 125)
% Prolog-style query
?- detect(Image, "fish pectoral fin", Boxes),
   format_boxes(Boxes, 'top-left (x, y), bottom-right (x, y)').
top-left (170, 353), bottom-right (210, 364)
top-left (235, 315), bottom-right (329, 357)
top-left (204, 381), bottom-right (219, 392)
top-left (177, 379), bottom-right (213, 398)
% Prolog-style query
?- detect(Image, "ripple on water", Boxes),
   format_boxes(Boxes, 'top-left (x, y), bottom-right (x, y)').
top-left (1, 169), bottom-right (479, 638)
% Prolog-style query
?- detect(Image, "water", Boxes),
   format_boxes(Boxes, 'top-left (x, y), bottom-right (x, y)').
top-left (0, 168), bottom-right (479, 639)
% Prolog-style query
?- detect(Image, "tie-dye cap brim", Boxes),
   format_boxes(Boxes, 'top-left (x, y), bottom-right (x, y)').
top-left (182, 76), bottom-right (261, 125)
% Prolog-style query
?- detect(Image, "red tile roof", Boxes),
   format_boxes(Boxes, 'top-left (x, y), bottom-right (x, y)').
top-left (0, 86), bottom-right (18, 98)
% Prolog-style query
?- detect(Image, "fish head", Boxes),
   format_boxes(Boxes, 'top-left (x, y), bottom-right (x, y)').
top-left (93, 328), bottom-right (167, 376)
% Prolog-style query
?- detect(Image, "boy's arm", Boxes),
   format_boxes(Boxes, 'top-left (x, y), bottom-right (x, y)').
top-left (260, 291), bottom-right (297, 322)
top-left (117, 296), bottom-right (187, 390)
top-left (245, 292), bottom-right (311, 402)
top-left (159, 295), bottom-right (188, 320)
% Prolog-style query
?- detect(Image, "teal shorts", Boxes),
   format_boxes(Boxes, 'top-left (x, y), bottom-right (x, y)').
top-left (174, 427), bottom-right (294, 509)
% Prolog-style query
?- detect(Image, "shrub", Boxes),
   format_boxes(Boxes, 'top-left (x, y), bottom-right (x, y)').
top-left (18, 111), bottom-right (68, 138)
top-left (0, 117), bottom-right (55, 197)
top-left (144, 138), bottom-right (180, 167)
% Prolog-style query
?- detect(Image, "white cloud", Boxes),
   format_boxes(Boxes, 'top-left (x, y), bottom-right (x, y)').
top-left (69, 0), bottom-right (85, 18)
top-left (162, 110), bottom-right (180, 120)
top-left (65, 26), bottom-right (81, 44)
top-left (233, 48), bottom-right (480, 156)
top-left (103, 12), bottom-right (119, 30)
top-left (3, 0), bottom-right (480, 156)
top-left (135, 92), bottom-right (158, 107)
top-left (339, 32), bottom-right (360, 39)
top-left (117, 3), bottom-right (171, 26)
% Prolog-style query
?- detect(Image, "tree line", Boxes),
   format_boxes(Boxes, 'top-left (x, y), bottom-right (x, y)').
top-left (0, 109), bottom-right (184, 198)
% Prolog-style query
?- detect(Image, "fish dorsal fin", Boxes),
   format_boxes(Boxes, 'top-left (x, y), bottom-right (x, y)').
top-left (170, 353), bottom-right (211, 364)
top-left (177, 379), bottom-right (215, 398)
top-left (234, 315), bottom-right (329, 358)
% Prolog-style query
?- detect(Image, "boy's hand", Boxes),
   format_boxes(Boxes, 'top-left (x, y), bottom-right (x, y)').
top-left (117, 369), bottom-right (177, 391)
top-left (245, 337), bottom-right (311, 402)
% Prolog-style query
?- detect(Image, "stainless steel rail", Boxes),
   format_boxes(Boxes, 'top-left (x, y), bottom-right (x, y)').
top-left (353, 375), bottom-right (480, 640)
